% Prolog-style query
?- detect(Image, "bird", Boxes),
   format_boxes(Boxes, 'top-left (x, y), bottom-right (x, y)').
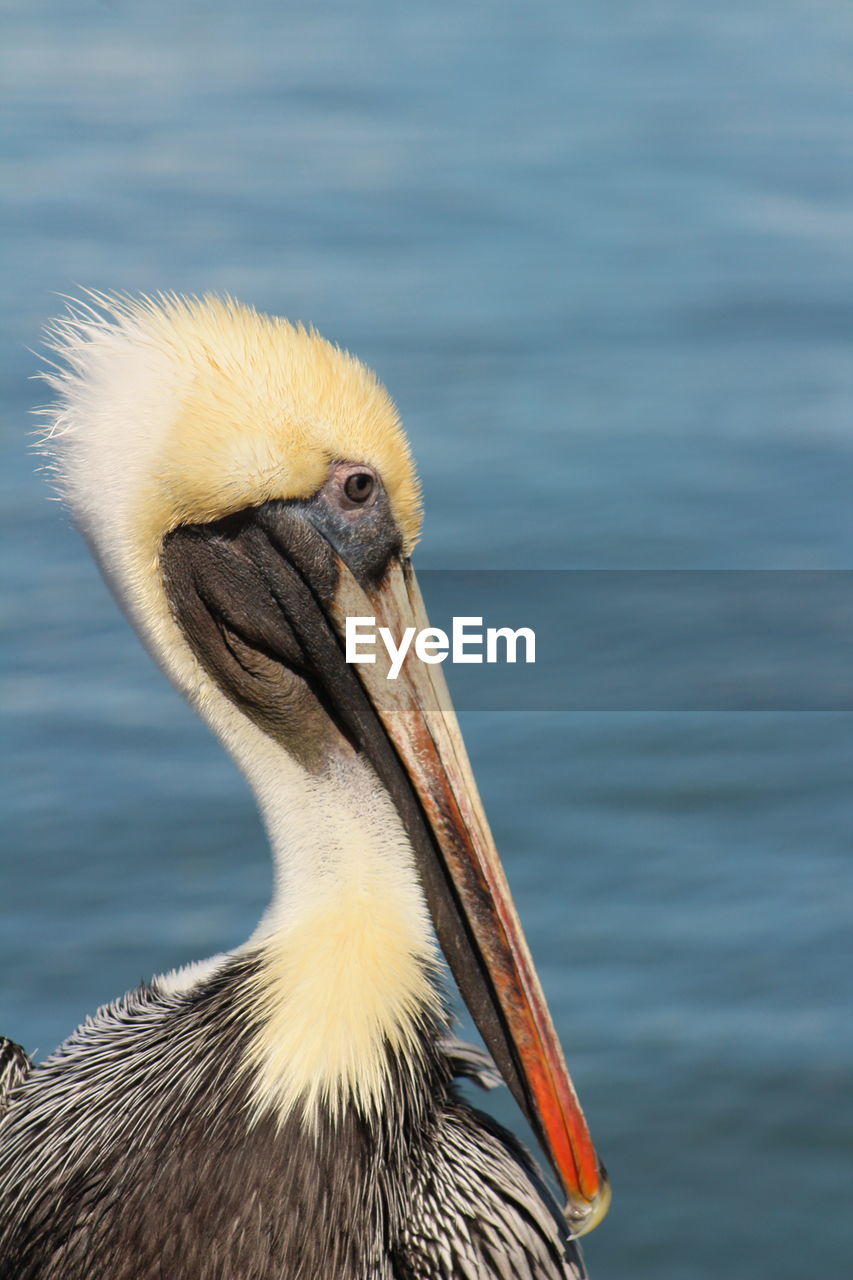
top-left (0, 294), bottom-right (610, 1279)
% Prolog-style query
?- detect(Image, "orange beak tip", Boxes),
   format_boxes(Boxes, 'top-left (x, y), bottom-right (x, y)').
top-left (564, 1163), bottom-right (612, 1239)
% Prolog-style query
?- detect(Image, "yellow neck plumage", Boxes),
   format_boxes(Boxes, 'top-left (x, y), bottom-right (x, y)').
top-left (241, 751), bottom-right (441, 1127)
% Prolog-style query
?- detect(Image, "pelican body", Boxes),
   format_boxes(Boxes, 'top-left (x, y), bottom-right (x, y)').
top-left (0, 296), bottom-right (609, 1278)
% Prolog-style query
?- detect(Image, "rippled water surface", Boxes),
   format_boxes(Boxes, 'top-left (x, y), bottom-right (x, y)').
top-left (2, 3), bottom-right (852, 1276)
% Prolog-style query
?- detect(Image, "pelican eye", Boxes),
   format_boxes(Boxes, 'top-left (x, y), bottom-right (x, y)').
top-left (341, 468), bottom-right (376, 508)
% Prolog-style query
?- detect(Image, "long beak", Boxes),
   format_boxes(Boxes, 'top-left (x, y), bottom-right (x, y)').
top-left (161, 506), bottom-right (609, 1235)
top-left (330, 558), bottom-right (611, 1238)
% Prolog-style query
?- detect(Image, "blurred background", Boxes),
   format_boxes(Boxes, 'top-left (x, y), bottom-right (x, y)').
top-left (2, 3), bottom-right (852, 1276)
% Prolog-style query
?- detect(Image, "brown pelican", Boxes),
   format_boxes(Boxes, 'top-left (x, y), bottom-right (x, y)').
top-left (0, 295), bottom-right (610, 1278)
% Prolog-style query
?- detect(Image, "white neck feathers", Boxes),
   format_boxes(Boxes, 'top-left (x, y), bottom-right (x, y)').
top-left (240, 745), bottom-right (441, 1125)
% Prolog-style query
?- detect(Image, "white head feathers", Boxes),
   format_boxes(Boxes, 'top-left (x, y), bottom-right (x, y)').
top-left (38, 293), bottom-right (421, 681)
top-left (36, 294), bottom-right (437, 1123)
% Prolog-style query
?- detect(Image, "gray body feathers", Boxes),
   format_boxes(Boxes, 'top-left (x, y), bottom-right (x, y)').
top-left (0, 959), bottom-right (585, 1279)
top-left (0, 1040), bottom-right (31, 1119)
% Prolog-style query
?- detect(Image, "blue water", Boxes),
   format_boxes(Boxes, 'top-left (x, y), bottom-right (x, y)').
top-left (2, 3), bottom-right (852, 1276)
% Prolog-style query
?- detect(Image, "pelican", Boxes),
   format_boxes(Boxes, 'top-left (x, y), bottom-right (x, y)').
top-left (0, 295), bottom-right (610, 1279)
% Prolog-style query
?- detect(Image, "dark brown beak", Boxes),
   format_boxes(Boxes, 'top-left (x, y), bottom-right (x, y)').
top-left (331, 558), bottom-right (610, 1237)
top-left (161, 499), bottom-right (609, 1235)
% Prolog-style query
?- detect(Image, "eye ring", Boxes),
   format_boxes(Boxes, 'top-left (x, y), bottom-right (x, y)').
top-left (340, 467), bottom-right (377, 508)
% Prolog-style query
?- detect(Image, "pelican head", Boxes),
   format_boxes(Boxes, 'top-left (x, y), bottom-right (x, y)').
top-left (39, 293), bottom-right (609, 1237)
